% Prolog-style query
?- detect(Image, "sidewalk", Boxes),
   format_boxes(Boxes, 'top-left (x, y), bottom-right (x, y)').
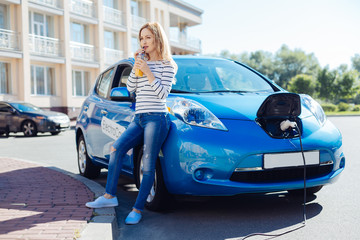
top-left (0, 158), bottom-right (117, 240)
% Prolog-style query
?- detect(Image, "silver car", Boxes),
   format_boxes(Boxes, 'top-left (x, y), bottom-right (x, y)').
top-left (0, 101), bottom-right (70, 137)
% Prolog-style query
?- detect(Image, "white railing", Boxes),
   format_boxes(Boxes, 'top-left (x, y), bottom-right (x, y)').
top-left (29, 34), bottom-right (61, 56)
top-left (103, 6), bottom-right (125, 27)
top-left (131, 15), bottom-right (147, 31)
top-left (170, 28), bottom-right (201, 51)
top-left (70, 0), bottom-right (94, 18)
top-left (70, 41), bottom-right (95, 62)
top-left (104, 48), bottom-right (123, 65)
top-left (29, 0), bottom-right (61, 9)
top-left (0, 29), bottom-right (18, 50)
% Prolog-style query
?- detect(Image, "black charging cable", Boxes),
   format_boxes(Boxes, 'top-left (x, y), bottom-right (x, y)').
top-left (241, 122), bottom-right (307, 240)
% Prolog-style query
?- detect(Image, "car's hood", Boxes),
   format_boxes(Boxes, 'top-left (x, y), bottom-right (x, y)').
top-left (169, 92), bottom-right (311, 120)
top-left (24, 111), bottom-right (68, 118)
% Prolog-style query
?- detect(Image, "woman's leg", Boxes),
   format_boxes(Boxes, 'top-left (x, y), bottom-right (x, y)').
top-left (132, 113), bottom-right (170, 211)
top-left (105, 120), bottom-right (144, 196)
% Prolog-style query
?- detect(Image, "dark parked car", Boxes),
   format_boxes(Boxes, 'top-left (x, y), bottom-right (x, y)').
top-left (0, 101), bottom-right (70, 137)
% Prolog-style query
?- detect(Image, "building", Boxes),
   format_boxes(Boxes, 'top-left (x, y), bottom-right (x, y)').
top-left (0, 0), bottom-right (203, 118)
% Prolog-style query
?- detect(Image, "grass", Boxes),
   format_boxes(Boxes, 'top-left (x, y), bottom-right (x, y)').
top-left (325, 111), bottom-right (360, 116)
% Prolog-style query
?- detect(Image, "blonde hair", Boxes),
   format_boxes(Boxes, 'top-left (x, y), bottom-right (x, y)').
top-left (139, 22), bottom-right (177, 71)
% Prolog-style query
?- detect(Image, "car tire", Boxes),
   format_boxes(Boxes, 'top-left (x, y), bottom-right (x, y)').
top-left (22, 120), bottom-right (37, 137)
top-left (135, 148), bottom-right (173, 211)
top-left (288, 185), bottom-right (323, 195)
top-left (77, 135), bottom-right (101, 179)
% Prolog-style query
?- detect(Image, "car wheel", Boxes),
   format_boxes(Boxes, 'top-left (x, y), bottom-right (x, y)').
top-left (22, 120), bottom-right (37, 137)
top-left (135, 148), bottom-right (173, 211)
top-left (77, 135), bottom-right (101, 179)
top-left (288, 185), bottom-right (323, 195)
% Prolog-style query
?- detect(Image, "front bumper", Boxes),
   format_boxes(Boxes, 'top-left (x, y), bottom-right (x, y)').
top-left (161, 116), bottom-right (344, 196)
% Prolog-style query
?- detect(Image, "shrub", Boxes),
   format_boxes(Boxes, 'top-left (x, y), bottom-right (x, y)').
top-left (321, 103), bottom-right (337, 112)
top-left (353, 105), bottom-right (360, 112)
top-left (337, 102), bottom-right (350, 112)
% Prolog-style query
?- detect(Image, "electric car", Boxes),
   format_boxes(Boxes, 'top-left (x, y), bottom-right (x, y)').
top-left (75, 56), bottom-right (345, 211)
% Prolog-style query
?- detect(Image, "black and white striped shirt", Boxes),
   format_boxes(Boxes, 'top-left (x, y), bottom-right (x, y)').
top-left (127, 60), bottom-right (175, 114)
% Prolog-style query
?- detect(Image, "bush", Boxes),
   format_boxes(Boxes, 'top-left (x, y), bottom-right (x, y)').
top-left (353, 105), bottom-right (360, 112)
top-left (337, 102), bottom-right (350, 112)
top-left (321, 103), bottom-right (337, 112)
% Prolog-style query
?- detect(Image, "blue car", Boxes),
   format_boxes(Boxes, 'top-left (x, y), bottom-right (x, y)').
top-left (75, 56), bottom-right (345, 211)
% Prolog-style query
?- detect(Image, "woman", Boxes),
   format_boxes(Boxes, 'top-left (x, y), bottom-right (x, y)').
top-left (85, 22), bottom-right (177, 225)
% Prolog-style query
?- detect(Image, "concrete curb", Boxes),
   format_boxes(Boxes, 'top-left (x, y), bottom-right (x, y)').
top-left (48, 167), bottom-right (119, 240)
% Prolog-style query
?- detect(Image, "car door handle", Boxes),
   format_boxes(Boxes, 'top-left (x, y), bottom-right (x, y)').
top-left (101, 110), bottom-right (108, 115)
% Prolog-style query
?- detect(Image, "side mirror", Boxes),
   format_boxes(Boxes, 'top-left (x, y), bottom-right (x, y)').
top-left (110, 87), bottom-right (133, 101)
top-left (10, 108), bottom-right (16, 114)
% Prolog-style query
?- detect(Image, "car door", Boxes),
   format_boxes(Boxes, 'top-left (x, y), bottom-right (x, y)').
top-left (0, 103), bottom-right (17, 132)
top-left (85, 64), bottom-right (135, 172)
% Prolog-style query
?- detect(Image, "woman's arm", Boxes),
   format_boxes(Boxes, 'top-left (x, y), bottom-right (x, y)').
top-left (127, 70), bottom-right (138, 93)
top-left (149, 64), bottom-right (175, 100)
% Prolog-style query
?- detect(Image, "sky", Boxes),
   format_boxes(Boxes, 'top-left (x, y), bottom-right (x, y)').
top-left (185, 0), bottom-right (360, 69)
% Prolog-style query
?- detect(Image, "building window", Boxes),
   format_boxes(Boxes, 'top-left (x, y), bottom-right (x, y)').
top-left (0, 4), bottom-right (8, 29)
top-left (103, 0), bottom-right (114, 8)
top-left (131, 37), bottom-right (138, 54)
top-left (104, 30), bottom-right (116, 49)
top-left (72, 70), bottom-right (90, 97)
top-left (71, 22), bottom-right (87, 43)
top-left (0, 62), bottom-right (10, 94)
top-left (29, 12), bottom-right (53, 37)
top-left (31, 65), bottom-right (55, 96)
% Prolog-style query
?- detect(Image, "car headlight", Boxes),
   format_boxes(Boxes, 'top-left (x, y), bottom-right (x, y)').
top-left (170, 97), bottom-right (228, 131)
top-left (301, 94), bottom-right (326, 126)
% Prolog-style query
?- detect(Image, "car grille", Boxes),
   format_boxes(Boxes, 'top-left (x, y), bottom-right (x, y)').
top-left (230, 164), bottom-right (333, 183)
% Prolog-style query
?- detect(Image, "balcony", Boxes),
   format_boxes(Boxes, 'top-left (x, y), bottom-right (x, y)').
top-left (0, 29), bottom-right (19, 51)
top-left (131, 15), bottom-right (147, 31)
top-left (70, 0), bottom-right (95, 18)
top-left (169, 28), bottom-right (201, 53)
top-left (70, 41), bottom-right (96, 62)
top-left (103, 6), bottom-right (125, 27)
top-left (29, 0), bottom-right (61, 9)
top-left (104, 48), bottom-right (123, 65)
top-left (29, 34), bottom-right (62, 57)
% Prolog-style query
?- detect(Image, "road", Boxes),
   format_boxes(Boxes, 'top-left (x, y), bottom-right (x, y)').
top-left (1, 116), bottom-right (359, 240)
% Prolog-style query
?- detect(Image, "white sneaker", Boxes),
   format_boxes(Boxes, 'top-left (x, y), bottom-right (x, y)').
top-left (85, 196), bottom-right (118, 208)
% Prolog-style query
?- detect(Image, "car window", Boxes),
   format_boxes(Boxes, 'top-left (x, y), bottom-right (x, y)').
top-left (96, 68), bottom-right (114, 98)
top-left (173, 59), bottom-right (275, 93)
top-left (0, 103), bottom-right (11, 113)
top-left (119, 67), bottom-right (132, 87)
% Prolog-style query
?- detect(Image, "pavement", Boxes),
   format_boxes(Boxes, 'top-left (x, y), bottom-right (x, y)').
top-left (0, 157), bottom-right (118, 240)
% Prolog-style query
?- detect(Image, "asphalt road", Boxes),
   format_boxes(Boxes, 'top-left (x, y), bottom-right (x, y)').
top-left (1, 116), bottom-right (359, 240)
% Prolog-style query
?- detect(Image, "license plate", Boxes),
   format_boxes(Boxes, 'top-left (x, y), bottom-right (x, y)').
top-left (60, 123), bottom-right (69, 128)
top-left (264, 151), bottom-right (319, 169)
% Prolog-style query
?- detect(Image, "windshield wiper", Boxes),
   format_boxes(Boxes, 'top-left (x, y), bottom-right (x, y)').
top-left (171, 89), bottom-right (193, 93)
top-left (201, 90), bottom-right (249, 93)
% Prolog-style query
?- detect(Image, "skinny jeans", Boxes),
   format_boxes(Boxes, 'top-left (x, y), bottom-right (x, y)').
top-left (105, 112), bottom-right (170, 211)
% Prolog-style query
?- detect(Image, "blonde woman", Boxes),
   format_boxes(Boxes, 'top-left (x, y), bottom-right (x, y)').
top-left (86, 22), bottom-right (177, 225)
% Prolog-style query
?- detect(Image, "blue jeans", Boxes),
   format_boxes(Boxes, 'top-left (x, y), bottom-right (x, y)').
top-left (105, 112), bottom-right (171, 211)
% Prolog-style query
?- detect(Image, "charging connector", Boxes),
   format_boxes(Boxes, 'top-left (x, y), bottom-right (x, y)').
top-left (241, 120), bottom-right (307, 240)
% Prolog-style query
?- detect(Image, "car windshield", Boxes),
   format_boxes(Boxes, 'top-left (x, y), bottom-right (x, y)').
top-left (171, 58), bottom-right (275, 93)
top-left (11, 103), bottom-right (43, 112)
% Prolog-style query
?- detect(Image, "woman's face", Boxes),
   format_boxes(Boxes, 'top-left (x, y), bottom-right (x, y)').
top-left (140, 28), bottom-right (157, 55)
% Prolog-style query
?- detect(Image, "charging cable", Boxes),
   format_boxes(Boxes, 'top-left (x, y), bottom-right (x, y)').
top-left (241, 120), bottom-right (307, 239)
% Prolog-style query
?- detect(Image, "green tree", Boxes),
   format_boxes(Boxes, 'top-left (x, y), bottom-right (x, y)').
top-left (334, 70), bottom-right (359, 102)
top-left (351, 54), bottom-right (360, 72)
top-left (316, 67), bottom-right (337, 101)
top-left (239, 50), bottom-right (276, 80)
top-left (274, 45), bottom-right (320, 89)
top-left (288, 74), bottom-right (315, 95)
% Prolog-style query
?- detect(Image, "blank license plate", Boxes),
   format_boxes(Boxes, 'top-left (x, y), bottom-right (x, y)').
top-left (264, 151), bottom-right (319, 169)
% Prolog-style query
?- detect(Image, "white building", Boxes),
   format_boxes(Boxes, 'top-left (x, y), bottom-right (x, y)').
top-left (0, 0), bottom-right (203, 118)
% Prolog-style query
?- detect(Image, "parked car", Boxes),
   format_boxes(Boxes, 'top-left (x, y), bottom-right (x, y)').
top-left (75, 56), bottom-right (345, 211)
top-left (0, 101), bottom-right (70, 137)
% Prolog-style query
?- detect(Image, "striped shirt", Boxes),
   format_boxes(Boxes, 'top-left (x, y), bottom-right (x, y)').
top-left (127, 60), bottom-right (175, 114)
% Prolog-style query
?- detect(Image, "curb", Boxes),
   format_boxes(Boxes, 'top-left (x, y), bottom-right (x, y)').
top-left (48, 167), bottom-right (119, 240)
